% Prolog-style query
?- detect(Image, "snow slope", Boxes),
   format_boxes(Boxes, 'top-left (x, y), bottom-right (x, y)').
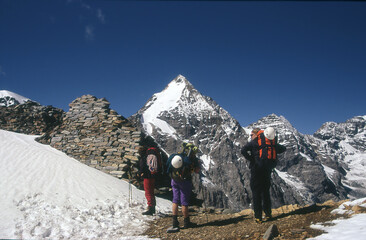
top-left (0, 130), bottom-right (171, 239)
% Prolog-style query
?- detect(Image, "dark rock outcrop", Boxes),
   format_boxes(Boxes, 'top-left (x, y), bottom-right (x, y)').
top-left (0, 101), bottom-right (64, 135)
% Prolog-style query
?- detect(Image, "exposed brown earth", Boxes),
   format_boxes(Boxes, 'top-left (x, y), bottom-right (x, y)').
top-left (143, 200), bottom-right (364, 240)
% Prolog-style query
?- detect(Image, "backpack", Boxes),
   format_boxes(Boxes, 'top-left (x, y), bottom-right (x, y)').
top-left (167, 143), bottom-right (198, 181)
top-left (256, 130), bottom-right (277, 168)
top-left (146, 147), bottom-right (162, 175)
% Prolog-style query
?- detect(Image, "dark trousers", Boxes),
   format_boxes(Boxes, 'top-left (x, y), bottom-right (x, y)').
top-left (250, 170), bottom-right (272, 220)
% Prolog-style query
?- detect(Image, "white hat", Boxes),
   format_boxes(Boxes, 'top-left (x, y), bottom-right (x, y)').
top-left (264, 127), bottom-right (276, 140)
top-left (171, 155), bottom-right (183, 168)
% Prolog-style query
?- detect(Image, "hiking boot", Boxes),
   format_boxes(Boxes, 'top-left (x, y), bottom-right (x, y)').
top-left (142, 206), bottom-right (155, 215)
top-left (263, 215), bottom-right (273, 222)
top-left (183, 217), bottom-right (197, 229)
top-left (183, 217), bottom-right (190, 229)
top-left (172, 215), bottom-right (180, 229)
top-left (255, 218), bottom-right (262, 224)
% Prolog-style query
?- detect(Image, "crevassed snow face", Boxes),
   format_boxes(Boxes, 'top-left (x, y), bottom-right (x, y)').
top-left (340, 140), bottom-right (358, 154)
top-left (275, 169), bottom-right (313, 202)
top-left (342, 152), bottom-right (366, 196)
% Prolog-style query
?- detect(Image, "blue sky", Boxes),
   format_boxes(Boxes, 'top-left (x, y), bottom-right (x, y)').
top-left (1, 0), bottom-right (365, 134)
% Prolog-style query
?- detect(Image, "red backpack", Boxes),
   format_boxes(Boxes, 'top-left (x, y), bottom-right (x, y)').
top-left (256, 130), bottom-right (277, 161)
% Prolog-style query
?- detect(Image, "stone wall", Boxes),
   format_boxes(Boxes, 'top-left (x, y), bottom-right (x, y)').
top-left (0, 101), bottom-right (64, 135)
top-left (38, 95), bottom-right (146, 180)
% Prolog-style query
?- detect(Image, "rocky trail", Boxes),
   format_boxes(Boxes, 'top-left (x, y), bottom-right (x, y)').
top-left (144, 200), bottom-right (358, 240)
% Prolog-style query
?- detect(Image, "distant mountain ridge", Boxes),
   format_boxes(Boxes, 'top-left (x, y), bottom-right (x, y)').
top-left (313, 116), bottom-right (366, 197)
top-left (2, 76), bottom-right (365, 211)
top-left (0, 90), bottom-right (32, 107)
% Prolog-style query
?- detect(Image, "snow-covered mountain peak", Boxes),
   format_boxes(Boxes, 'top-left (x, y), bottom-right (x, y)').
top-left (315, 115), bottom-right (366, 139)
top-left (159, 74), bottom-right (192, 95)
top-left (248, 113), bottom-right (298, 136)
top-left (0, 90), bottom-right (31, 107)
top-left (129, 75), bottom-right (249, 209)
top-left (172, 74), bottom-right (190, 85)
top-left (156, 75), bottom-right (189, 103)
top-left (139, 75), bottom-right (217, 137)
top-left (314, 115), bottom-right (366, 153)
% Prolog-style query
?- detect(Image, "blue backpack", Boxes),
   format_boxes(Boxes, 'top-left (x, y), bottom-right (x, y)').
top-left (167, 143), bottom-right (198, 181)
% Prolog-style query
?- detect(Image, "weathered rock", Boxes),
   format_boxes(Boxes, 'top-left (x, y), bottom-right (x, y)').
top-left (0, 101), bottom-right (64, 135)
top-left (263, 224), bottom-right (279, 240)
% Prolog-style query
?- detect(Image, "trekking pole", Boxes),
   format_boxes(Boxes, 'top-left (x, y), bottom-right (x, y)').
top-left (187, 147), bottom-right (192, 159)
top-left (128, 180), bottom-right (132, 207)
top-left (202, 189), bottom-right (208, 224)
top-left (199, 172), bottom-right (209, 224)
top-left (127, 164), bottom-right (133, 207)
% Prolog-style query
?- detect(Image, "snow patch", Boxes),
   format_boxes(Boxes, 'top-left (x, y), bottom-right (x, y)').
top-left (309, 198), bottom-right (366, 239)
top-left (309, 214), bottom-right (366, 239)
top-left (300, 152), bottom-right (313, 162)
top-left (331, 197), bottom-right (366, 215)
top-left (201, 154), bottom-right (213, 171)
top-left (322, 164), bottom-right (337, 185)
top-left (275, 169), bottom-right (312, 201)
top-left (276, 170), bottom-right (307, 191)
top-left (201, 177), bottom-right (215, 187)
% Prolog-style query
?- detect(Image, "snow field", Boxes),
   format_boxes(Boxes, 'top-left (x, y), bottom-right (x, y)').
top-left (0, 130), bottom-right (171, 239)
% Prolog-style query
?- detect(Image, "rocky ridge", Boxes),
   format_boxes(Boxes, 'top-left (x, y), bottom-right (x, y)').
top-left (130, 75), bottom-right (365, 211)
top-left (313, 115), bottom-right (366, 197)
top-left (0, 101), bottom-right (64, 135)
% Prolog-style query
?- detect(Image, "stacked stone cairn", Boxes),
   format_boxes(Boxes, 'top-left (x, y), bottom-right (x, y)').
top-left (40, 95), bottom-right (143, 181)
